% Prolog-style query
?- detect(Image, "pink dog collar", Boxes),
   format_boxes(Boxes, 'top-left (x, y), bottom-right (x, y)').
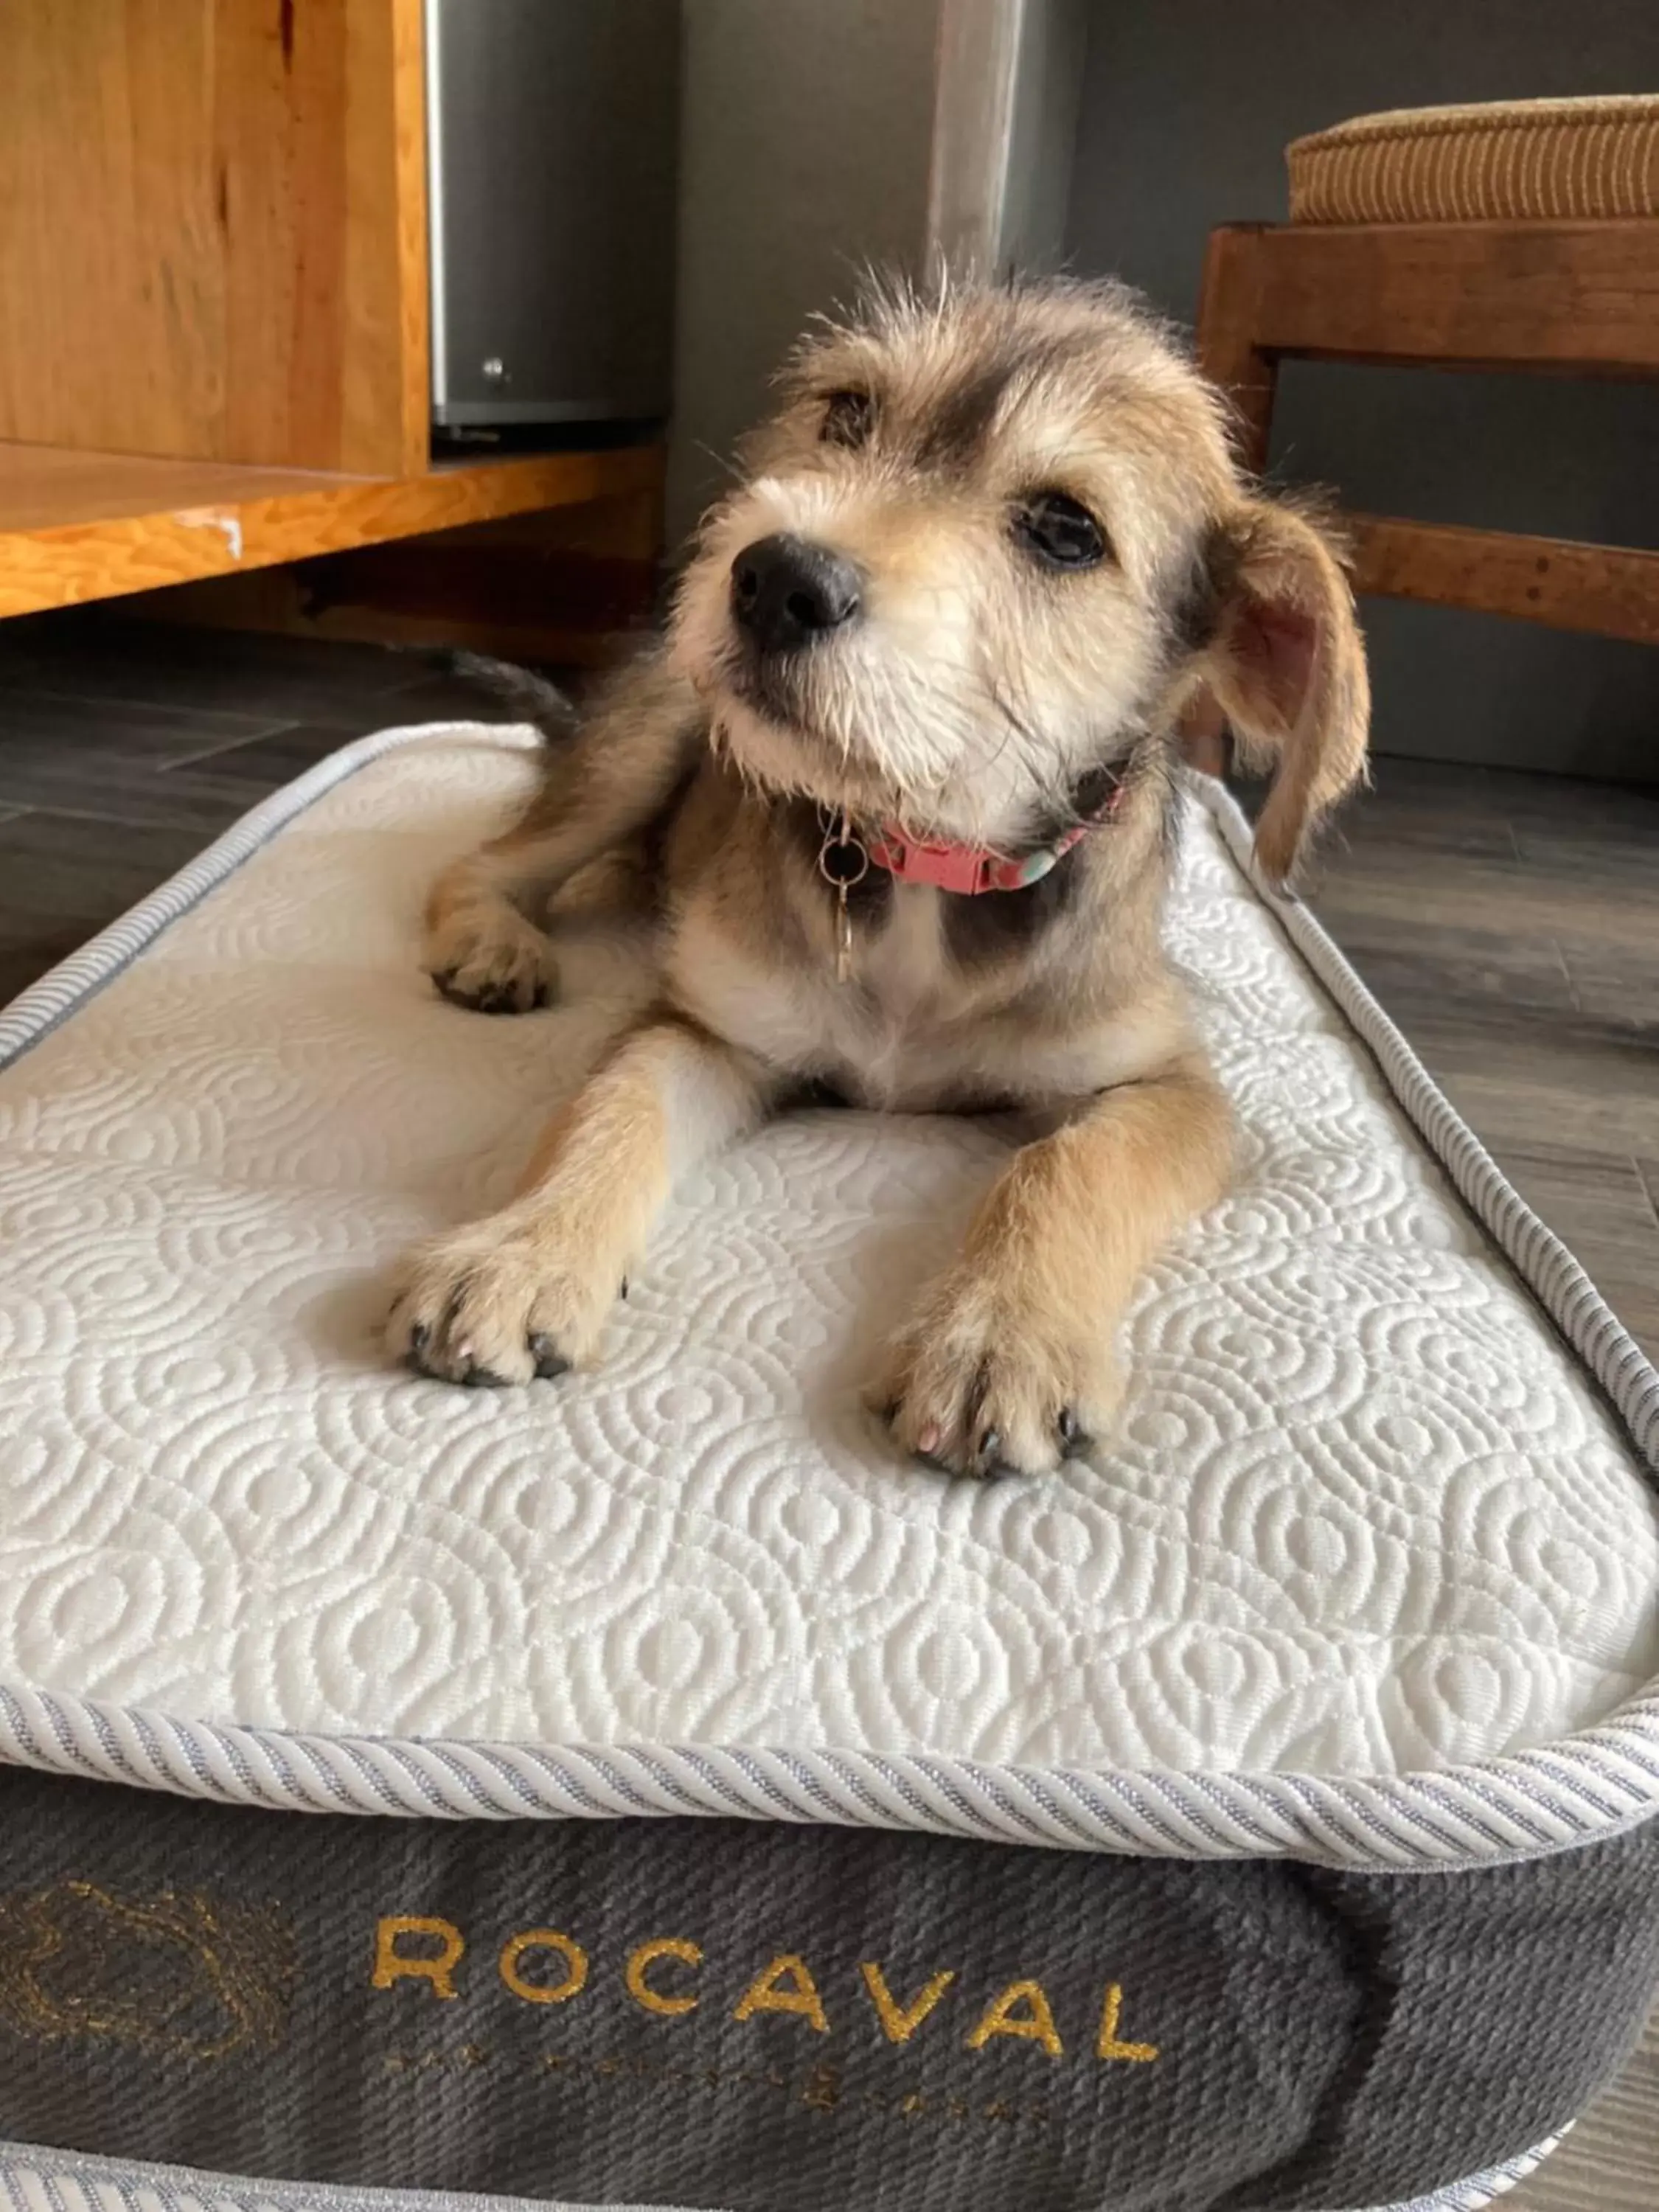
top-left (868, 773), bottom-right (1124, 895)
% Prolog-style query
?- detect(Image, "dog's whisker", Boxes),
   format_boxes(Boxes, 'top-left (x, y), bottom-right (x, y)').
top-left (692, 439), bottom-right (746, 489)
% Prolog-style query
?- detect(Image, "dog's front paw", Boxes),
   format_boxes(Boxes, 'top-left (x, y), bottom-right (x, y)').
top-left (872, 1271), bottom-right (1121, 1478)
top-left (389, 1217), bottom-right (616, 1385)
top-left (425, 907), bottom-right (557, 1015)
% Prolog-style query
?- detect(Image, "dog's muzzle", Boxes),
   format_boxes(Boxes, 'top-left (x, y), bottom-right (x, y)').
top-left (730, 534), bottom-right (862, 656)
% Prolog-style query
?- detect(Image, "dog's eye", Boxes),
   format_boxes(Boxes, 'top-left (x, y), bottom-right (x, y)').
top-left (1015, 493), bottom-right (1109, 571)
top-left (821, 389), bottom-right (874, 448)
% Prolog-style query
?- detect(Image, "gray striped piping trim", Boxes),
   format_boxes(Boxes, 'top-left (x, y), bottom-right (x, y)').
top-left (0, 2132), bottom-right (1568, 2212)
top-left (1, 726), bottom-right (1656, 1868)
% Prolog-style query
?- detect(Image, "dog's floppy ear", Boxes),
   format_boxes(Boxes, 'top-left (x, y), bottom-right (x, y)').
top-left (1199, 499), bottom-right (1369, 884)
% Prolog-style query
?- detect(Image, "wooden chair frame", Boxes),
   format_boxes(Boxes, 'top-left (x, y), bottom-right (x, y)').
top-left (1188, 216), bottom-right (1659, 771)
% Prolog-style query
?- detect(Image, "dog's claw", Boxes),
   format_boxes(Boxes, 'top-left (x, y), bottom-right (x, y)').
top-left (461, 1363), bottom-right (509, 1389)
top-left (431, 968), bottom-right (552, 1017)
top-left (529, 1332), bottom-right (571, 1380)
top-left (908, 1420), bottom-right (955, 1475)
top-left (1057, 1406), bottom-right (1091, 1458)
top-left (972, 1425), bottom-right (1014, 1479)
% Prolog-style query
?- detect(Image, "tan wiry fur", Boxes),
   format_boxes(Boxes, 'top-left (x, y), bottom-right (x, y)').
top-left (389, 275), bottom-right (1368, 1476)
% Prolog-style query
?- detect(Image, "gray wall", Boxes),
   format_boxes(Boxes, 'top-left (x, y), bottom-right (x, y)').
top-left (1065, 1), bottom-right (1659, 781)
top-left (1003, 0), bottom-right (1090, 271)
top-left (667, 0), bottom-right (941, 543)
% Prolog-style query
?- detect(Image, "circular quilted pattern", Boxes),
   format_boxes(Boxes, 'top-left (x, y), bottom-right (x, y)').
top-left (0, 733), bottom-right (1654, 1781)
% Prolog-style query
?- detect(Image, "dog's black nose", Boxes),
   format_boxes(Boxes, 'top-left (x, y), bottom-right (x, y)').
top-left (730, 534), bottom-right (861, 653)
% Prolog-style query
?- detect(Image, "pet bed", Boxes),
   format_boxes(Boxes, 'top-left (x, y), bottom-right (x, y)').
top-left (1, 723), bottom-right (1655, 2212)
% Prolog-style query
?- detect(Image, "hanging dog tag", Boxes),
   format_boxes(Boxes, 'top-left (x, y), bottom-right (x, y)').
top-left (818, 815), bottom-right (869, 984)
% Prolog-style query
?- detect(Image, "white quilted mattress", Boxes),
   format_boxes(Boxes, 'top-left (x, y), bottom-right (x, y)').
top-left (1, 723), bottom-right (1656, 1868)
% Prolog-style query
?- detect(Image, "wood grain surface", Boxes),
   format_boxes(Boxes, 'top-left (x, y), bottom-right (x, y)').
top-left (1508, 2012), bottom-right (1659, 2211)
top-left (1348, 514), bottom-right (1659, 645)
top-left (0, 0), bottom-right (430, 473)
top-left (1204, 218), bottom-right (1659, 376)
top-left (0, 442), bottom-right (666, 616)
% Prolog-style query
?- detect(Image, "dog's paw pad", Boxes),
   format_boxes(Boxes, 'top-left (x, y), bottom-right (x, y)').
top-left (424, 911), bottom-right (557, 1016)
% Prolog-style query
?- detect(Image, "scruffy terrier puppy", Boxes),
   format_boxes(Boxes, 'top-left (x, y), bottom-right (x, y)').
top-left (389, 276), bottom-right (1368, 1477)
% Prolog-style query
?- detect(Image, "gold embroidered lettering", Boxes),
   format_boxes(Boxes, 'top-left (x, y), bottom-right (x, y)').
top-left (965, 1979), bottom-right (1063, 2057)
top-left (372, 1916), bottom-right (465, 2001)
top-left (498, 1929), bottom-right (588, 2006)
top-left (1095, 1982), bottom-right (1158, 2062)
top-left (858, 1962), bottom-right (956, 2045)
top-left (732, 1952), bottom-right (830, 2034)
top-left (626, 1937), bottom-right (703, 2017)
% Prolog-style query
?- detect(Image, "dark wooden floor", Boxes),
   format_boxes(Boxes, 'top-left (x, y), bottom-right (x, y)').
top-left (0, 608), bottom-right (1655, 2205)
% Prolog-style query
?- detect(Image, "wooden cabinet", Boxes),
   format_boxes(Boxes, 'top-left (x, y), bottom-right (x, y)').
top-left (0, 1), bottom-right (665, 636)
top-left (0, 0), bottom-right (429, 476)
